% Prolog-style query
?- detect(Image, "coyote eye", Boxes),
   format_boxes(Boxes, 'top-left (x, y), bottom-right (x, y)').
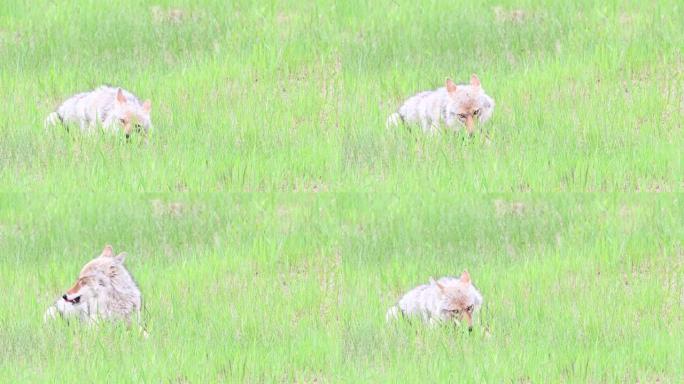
top-left (119, 118), bottom-right (127, 125)
top-left (466, 305), bottom-right (473, 312)
top-left (457, 114), bottom-right (466, 120)
top-left (473, 110), bottom-right (480, 116)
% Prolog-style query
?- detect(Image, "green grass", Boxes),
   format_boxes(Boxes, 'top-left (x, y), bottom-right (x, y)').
top-left (0, 0), bottom-right (682, 382)
top-left (0, 194), bottom-right (682, 382)
top-left (1, 0), bottom-right (681, 191)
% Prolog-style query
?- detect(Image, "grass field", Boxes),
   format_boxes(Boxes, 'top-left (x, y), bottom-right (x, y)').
top-left (1, 0), bottom-right (681, 191)
top-left (1, 195), bottom-right (682, 381)
top-left (0, 0), bottom-right (682, 382)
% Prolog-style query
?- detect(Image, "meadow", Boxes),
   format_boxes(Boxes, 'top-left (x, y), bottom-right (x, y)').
top-left (0, 0), bottom-right (682, 382)
top-left (1, 0), bottom-right (681, 192)
top-left (1, 194), bottom-right (682, 382)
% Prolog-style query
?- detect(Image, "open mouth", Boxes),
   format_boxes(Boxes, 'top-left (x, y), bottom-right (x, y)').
top-left (62, 294), bottom-right (81, 304)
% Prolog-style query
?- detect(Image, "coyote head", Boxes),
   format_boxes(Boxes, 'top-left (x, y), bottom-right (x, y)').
top-left (62, 245), bottom-right (127, 303)
top-left (45, 245), bottom-right (131, 321)
top-left (432, 270), bottom-right (483, 330)
top-left (113, 88), bottom-right (152, 138)
top-left (444, 74), bottom-right (494, 134)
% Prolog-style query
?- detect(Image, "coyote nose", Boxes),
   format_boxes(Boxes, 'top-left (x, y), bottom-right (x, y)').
top-left (62, 294), bottom-right (68, 300)
top-left (468, 326), bottom-right (473, 332)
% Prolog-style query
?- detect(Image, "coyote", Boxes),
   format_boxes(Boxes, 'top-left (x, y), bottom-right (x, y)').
top-left (386, 271), bottom-right (483, 331)
top-left (387, 74), bottom-right (494, 134)
top-left (45, 86), bottom-right (152, 137)
top-left (44, 245), bottom-right (142, 325)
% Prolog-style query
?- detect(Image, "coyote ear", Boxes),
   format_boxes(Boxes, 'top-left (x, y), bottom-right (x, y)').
top-left (116, 88), bottom-right (127, 105)
top-left (101, 245), bottom-right (114, 258)
top-left (446, 78), bottom-right (458, 94)
top-left (460, 270), bottom-right (471, 284)
top-left (470, 74), bottom-right (481, 88)
top-left (430, 277), bottom-right (446, 292)
top-left (113, 252), bottom-right (127, 264)
top-left (142, 99), bottom-right (152, 113)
